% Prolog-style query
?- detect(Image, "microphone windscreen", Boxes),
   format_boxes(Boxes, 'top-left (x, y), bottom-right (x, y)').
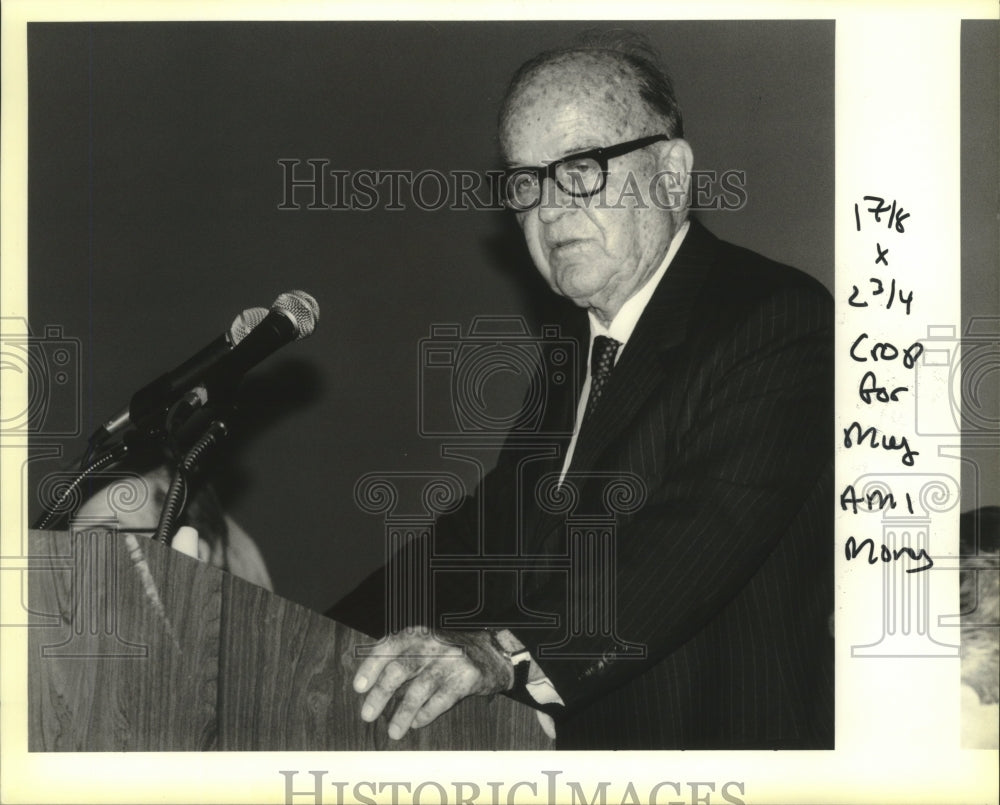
top-left (229, 307), bottom-right (269, 345)
top-left (273, 290), bottom-right (319, 339)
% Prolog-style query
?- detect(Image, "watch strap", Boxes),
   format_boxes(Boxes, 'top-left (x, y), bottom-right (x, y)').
top-left (486, 629), bottom-right (532, 691)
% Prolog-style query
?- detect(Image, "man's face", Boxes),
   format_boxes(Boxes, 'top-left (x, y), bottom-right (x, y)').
top-left (500, 58), bottom-right (690, 323)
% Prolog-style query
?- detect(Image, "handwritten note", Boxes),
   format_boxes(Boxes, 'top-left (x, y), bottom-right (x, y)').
top-left (842, 195), bottom-right (932, 572)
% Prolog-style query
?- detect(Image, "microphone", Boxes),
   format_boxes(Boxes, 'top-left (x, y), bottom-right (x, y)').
top-left (101, 290), bottom-right (319, 439)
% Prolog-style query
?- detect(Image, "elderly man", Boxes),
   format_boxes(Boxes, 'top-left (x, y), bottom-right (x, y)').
top-left (330, 33), bottom-right (834, 750)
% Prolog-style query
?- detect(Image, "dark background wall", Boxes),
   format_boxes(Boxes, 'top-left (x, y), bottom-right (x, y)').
top-left (27, 21), bottom-right (837, 612)
top-left (960, 20), bottom-right (1000, 520)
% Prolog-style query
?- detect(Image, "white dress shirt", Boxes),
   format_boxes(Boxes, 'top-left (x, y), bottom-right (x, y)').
top-left (559, 219), bottom-right (690, 482)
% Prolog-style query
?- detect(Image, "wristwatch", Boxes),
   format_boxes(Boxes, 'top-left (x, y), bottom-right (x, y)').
top-left (487, 629), bottom-right (532, 691)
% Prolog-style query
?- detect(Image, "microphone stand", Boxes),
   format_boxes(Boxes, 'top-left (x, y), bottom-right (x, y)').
top-left (33, 389), bottom-right (238, 544)
top-left (154, 416), bottom-right (230, 546)
top-left (32, 440), bottom-right (132, 531)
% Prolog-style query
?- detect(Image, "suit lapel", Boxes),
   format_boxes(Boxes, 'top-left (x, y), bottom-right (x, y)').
top-left (564, 219), bottom-right (717, 480)
top-left (522, 220), bottom-right (718, 554)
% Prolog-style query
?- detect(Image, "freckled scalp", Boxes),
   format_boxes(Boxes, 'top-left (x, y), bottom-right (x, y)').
top-left (501, 55), bottom-right (642, 146)
top-left (498, 34), bottom-right (683, 149)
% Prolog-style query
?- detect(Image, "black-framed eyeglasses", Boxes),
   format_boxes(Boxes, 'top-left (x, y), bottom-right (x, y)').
top-left (503, 134), bottom-right (670, 212)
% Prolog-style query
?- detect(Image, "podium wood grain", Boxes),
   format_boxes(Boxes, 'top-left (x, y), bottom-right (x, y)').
top-left (28, 529), bottom-right (552, 751)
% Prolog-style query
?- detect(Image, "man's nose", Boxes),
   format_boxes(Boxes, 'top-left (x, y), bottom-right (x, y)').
top-left (536, 177), bottom-right (576, 223)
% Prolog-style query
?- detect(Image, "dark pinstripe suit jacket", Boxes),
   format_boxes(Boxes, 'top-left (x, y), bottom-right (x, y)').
top-left (330, 219), bottom-right (834, 750)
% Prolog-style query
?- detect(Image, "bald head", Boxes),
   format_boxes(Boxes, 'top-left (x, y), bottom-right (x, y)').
top-left (500, 55), bottom-right (641, 157)
top-left (498, 35), bottom-right (683, 152)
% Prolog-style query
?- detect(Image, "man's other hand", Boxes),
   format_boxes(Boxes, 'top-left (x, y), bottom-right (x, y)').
top-left (352, 627), bottom-right (512, 740)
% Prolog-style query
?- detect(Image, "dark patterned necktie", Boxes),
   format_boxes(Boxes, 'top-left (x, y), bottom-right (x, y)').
top-left (584, 335), bottom-right (622, 421)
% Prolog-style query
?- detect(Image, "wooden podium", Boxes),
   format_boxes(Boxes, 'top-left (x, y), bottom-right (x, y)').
top-left (27, 529), bottom-right (552, 751)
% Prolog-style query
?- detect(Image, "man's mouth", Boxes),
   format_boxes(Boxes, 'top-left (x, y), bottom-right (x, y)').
top-left (548, 237), bottom-right (587, 252)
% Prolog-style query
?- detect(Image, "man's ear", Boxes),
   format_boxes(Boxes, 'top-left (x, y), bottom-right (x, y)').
top-left (655, 137), bottom-right (694, 189)
top-left (650, 138), bottom-right (693, 214)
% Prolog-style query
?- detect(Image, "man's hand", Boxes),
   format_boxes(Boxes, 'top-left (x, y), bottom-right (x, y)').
top-left (352, 627), bottom-right (512, 740)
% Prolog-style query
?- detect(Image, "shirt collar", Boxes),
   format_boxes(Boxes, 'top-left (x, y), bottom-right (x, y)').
top-left (588, 219), bottom-right (690, 352)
